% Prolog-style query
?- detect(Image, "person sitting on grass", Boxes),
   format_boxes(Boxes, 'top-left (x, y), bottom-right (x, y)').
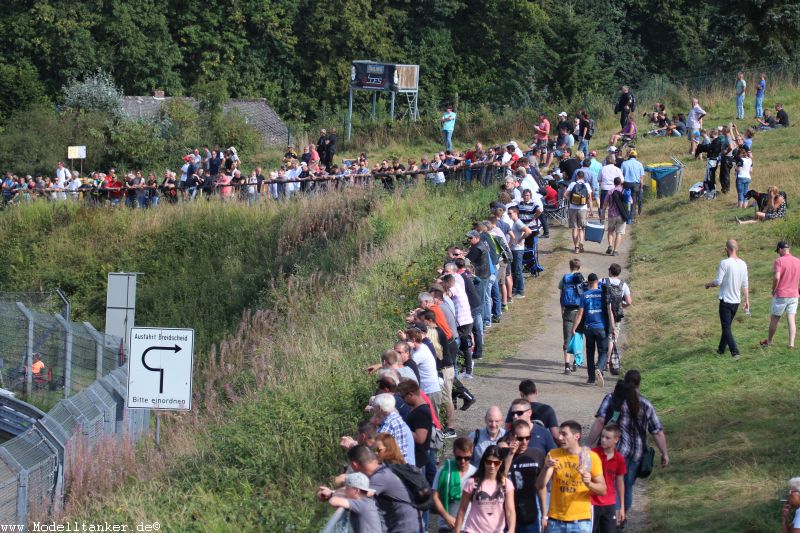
top-left (756, 109), bottom-right (778, 130)
top-left (609, 117), bottom-right (637, 147)
top-left (738, 185), bottom-right (786, 223)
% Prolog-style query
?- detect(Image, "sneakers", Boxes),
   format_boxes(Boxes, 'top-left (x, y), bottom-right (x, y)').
top-left (606, 246), bottom-right (613, 255)
top-left (732, 354), bottom-right (741, 360)
top-left (612, 251), bottom-right (619, 256)
top-left (491, 316), bottom-right (501, 323)
top-left (571, 362), bottom-right (577, 372)
top-left (442, 428), bottom-right (457, 438)
top-left (459, 372), bottom-right (473, 380)
top-left (596, 369), bottom-right (605, 387)
top-left (502, 304), bottom-right (509, 312)
top-left (460, 397), bottom-right (476, 411)
top-left (514, 293), bottom-right (525, 299)
top-left (564, 366), bottom-right (572, 375)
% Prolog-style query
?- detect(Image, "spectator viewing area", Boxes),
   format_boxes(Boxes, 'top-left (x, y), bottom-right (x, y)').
top-left (0, 2), bottom-right (797, 531)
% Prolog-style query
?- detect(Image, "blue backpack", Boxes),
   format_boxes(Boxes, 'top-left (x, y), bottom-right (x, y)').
top-left (560, 272), bottom-right (586, 308)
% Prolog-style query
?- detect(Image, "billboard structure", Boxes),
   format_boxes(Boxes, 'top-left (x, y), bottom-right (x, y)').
top-left (347, 61), bottom-right (420, 140)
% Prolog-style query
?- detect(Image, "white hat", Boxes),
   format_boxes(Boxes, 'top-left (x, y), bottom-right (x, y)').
top-left (346, 473), bottom-right (372, 493)
top-left (607, 146), bottom-right (618, 152)
top-left (558, 111), bottom-right (568, 117)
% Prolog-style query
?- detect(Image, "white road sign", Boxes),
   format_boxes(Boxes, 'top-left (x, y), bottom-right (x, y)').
top-left (127, 327), bottom-right (194, 410)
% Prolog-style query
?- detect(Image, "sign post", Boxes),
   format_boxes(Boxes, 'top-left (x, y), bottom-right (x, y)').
top-left (67, 145), bottom-right (87, 177)
top-left (127, 327), bottom-right (194, 448)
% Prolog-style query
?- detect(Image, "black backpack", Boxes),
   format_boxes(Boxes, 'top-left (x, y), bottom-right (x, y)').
top-left (603, 278), bottom-right (625, 321)
top-left (386, 463), bottom-right (434, 511)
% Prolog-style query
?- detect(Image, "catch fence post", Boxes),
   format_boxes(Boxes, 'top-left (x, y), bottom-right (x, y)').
top-left (15, 303), bottom-right (34, 397)
top-left (54, 314), bottom-right (72, 398)
top-left (83, 322), bottom-right (104, 380)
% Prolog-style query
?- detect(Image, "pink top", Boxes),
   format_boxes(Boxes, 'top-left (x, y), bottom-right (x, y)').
top-left (462, 477), bottom-right (513, 533)
top-left (217, 175), bottom-right (233, 198)
top-left (774, 254), bottom-right (800, 298)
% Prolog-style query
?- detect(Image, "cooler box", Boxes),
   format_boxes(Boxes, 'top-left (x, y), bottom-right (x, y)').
top-left (585, 221), bottom-right (605, 243)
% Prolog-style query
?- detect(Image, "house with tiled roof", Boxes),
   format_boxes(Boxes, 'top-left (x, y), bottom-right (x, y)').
top-left (121, 92), bottom-right (289, 147)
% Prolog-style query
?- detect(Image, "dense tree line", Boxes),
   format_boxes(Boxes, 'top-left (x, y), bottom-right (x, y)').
top-left (0, 0), bottom-right (798, 123)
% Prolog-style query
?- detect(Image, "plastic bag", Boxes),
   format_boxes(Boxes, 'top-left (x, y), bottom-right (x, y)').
top-left (566, 333), bottom-right (584, 366)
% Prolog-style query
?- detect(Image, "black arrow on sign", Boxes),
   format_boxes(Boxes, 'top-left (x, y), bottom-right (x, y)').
top-left (141, 344), bottom-right (182, 394)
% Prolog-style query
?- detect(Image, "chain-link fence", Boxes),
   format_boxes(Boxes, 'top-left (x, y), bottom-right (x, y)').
top-left (0, 300), bottom-right (123, 412)
top-left (0, 364), bottom-right (148, 527)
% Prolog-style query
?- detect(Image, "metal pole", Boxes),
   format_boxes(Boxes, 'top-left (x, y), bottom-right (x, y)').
top-left (16, 303), bottom-right (34, 396)
top-left (390, 91), bottom-right (395, 121)
top-left (155, 412), bottom-right (161, 449)
top-left (83, 322), bottom-right (104, 380)
top-left (347, 88), bottom-right (353, 141)
top-left (54, 314), bottom-right (72, 398)
top-left (371, 92), bottom-right (377, 122)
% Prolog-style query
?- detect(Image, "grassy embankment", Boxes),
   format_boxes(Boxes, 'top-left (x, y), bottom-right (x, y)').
top-left (50, 184), bottom-right (500, 530)
top-left (621, 86), bottom-right (800, 532)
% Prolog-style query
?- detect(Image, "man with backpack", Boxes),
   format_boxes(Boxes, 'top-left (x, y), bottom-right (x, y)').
top-left (603, 263), bottom-right (632, 373)
top-left (565, 171), bottom-right (594, 254)
top-left (560, 259), bottom-right (585, 374)
top-left (572, 273), bottom-right (616, 386)
top-left (347, 445), bottom-right (421, 533)
top-left (601, 177), bottom-right (630, 257)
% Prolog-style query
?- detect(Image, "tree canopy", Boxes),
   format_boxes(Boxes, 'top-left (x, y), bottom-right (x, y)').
top-left (0, 0), bottom-right (797, 122)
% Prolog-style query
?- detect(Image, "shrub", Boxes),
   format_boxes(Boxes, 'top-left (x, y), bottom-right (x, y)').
top-left (62, 70), bottom-right (124, 119)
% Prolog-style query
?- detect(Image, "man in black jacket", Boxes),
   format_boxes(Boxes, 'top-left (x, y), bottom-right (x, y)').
top-left (614, 86), bottom-right (636, 129)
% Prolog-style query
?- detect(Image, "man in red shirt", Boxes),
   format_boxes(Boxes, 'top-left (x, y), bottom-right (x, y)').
top-left (763, 241), bottom-right (800, 348)
top-left (531, 113), bottom-right (551, 167)
top-left (591, 423), bottom-right (627, 532)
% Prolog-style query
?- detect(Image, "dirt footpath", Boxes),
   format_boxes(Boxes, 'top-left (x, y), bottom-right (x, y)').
top-left (454, 227), bottom-right (648, 531)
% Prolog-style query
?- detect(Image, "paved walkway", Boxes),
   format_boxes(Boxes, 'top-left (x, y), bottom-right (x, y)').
top-left (453, 224), bottom-right (648, 530)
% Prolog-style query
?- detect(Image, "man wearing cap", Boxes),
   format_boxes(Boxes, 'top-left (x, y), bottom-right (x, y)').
top-left (621, 149), bottom-right (645, 220)
top-left (347, 445), bottom-right (420, 533)
top-left (466, 229), bottom-right (494, 331)
top-left (763, 241), bottom-right (800, 348)
top-left (565, 170), bottom-right (594, 254)
top-left (316, 472), bottom-right (381, 532)
top-left (705, 239), bottom-right (749, 358)
top-left (441, 105), bottom-right (456, 151)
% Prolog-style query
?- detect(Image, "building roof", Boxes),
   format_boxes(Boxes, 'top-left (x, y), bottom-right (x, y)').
top-left (121, 96), bottom-right (288, 147)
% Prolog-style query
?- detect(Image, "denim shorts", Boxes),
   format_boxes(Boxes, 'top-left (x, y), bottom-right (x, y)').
top-left (546, 518), bottom-right (591, 533)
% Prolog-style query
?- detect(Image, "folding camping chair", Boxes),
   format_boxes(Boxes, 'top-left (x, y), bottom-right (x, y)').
top-left (542, 196), bottom-right (569, 226)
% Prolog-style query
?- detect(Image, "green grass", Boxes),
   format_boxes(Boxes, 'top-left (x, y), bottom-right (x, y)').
top-left (621, 86), bottom-right (800, 532)
top-left (64, 185), bottom-right (497, 530)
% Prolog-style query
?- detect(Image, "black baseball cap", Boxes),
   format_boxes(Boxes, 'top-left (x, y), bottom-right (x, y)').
top-left (776, 241), bottom-right (790, 252)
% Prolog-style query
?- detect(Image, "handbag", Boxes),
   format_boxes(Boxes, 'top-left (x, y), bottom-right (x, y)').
top-left (637, 445), bottom-right (655, 479)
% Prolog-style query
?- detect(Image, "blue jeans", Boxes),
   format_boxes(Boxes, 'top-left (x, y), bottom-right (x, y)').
top-left (482, 276), bottom-right (493, 326)
top-left (585, 327), bottom-right (609, 379)
top-left (620, 457), bottom-right (641, 511)
top-left (736, 94), bottom-right (745, 119)
top-left (736, 177), bottom-right (750, 204)
top-left (578, 139), bottom-right (589, 158)
top-left (442, 129), bottom-right (453, 151)
top-left (512, 250), bottom-right (525, 295)
top-left (517, 521), bottom-right (540, 533)
top-left (546, 518), bottom-right (591, 533)
top-left (471, 308), bottom-right (484, 360)
top-left (755, 95), bottom-right (764, 118)
top-left (491, 278), bottom-right (502, 318)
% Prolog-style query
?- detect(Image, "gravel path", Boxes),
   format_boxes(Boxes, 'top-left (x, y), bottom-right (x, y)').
top-left (452, 225), bottom-right (649, 531)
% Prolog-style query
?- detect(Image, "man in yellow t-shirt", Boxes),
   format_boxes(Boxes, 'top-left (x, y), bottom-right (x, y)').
top-left (537, 420), bottom-right (606, 533)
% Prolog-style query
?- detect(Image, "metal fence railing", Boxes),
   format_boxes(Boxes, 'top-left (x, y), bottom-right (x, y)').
top-left (0, 364), bottom-right (148, 527)
top-left (0, 301), bottom-right (123, 410)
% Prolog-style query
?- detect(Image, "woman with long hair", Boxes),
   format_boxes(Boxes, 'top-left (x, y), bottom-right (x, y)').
top-left (739, 185), bottom-right (786, 223)
top-left (587, 370), bottom-right (670, 524)
top-left (454, 445), bottom-right (515, 533)
top-left (374, 433), bottom-right (405, 465)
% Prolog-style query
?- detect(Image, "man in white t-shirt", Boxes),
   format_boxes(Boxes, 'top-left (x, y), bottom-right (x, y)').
top-left (688, 98), bottom-right (707, 156)
top-left (705, 239), bottom-right (749, 358)
top-left (565, 170), bottom-right (594, 254)
top-left (507, 205), bottom-right (533, 297)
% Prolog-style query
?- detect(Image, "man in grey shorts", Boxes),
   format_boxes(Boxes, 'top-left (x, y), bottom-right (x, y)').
top-left (763, 241), bottom-right (800, 348)
top-left (601, 176), bottom-right (629, 256)
top-left (565, 170), bottom-right (594, 254)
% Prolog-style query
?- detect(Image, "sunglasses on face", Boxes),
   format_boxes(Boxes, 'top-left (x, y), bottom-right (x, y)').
top-left (454, 455), bottom-right (471, 462)
top-left (484, 459), bottom-right (501, 466)
top-left (511, 410), bottom-right (530, 417)
top-left (515, 435), bottom-right (531, 441)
